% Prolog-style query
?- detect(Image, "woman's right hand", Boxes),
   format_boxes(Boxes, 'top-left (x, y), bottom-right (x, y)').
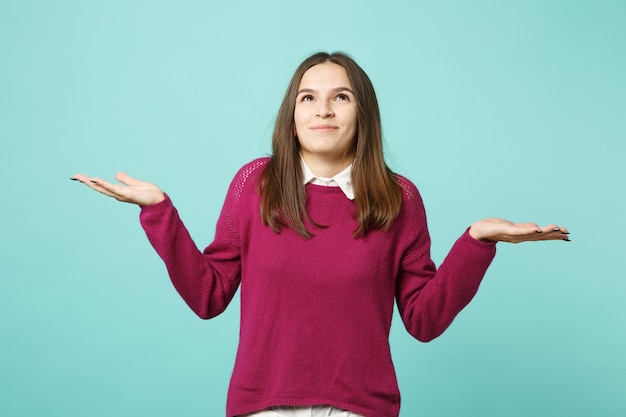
top-left (71, 172), bottom-right (165, 207)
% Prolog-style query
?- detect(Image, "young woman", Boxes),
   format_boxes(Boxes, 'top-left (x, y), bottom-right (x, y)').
top-left (72, 52), bottom-right (569, 417)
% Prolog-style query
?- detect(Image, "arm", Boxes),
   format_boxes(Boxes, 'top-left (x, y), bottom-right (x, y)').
top-left (396, 228), bottom-right (496, 342)
top-left (71, 172), bottom-right (241, 319)
top-left (139, 196), bottom-right (241, 319)
top-left (395, 181), bottom-right (569, 342)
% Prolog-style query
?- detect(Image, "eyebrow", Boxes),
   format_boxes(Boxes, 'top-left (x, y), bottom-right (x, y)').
top-left (297, 87), bottom-right (354, 95)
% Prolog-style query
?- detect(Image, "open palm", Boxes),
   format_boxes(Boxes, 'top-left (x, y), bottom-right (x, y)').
top-left (71, 172), bottom-right (165, 207)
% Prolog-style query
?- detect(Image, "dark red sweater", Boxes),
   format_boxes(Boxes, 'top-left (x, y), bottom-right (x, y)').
top-left (139, 158), bottom-right (496, 417)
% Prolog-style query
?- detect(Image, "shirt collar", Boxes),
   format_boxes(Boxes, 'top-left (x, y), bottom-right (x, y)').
top-left (301, 158), bottom-right (355, 200)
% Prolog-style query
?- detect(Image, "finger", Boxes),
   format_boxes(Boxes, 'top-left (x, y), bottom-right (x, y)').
top-left (541, 233), bottom-right (571, 242)
top-left (508, 223), bottom-right (564, 242)
top-left (71, 176), bottom-right (118, 199)
top-left (71, 174), bottom-right (105, 191)
top-left (71, 173), bottom-right (93, 183)
top-left (535, 225), bottom-right (571, 242)
top-left (550, 226), bottom-right (570, 241)
top-left (114, 171), bottom-right (142, 187)
top-left (84, 177), bottom-right (123, 198)
top-left (537, 224), bottom-right (569, 235)
top-left (544, 224), bottom-right (561, 233)
top-left (512, 222), bottom-right (542, 235)
top-left (88, 177), bottom-right (137, 201)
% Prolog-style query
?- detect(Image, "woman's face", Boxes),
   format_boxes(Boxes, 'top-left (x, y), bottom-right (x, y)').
top-left (294, 62), bottom-right (357, 170)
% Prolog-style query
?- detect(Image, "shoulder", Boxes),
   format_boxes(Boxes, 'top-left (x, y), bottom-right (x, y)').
top-left (395, 174), bottom-right (425, 207)
top-left (393, 174), bottom-right (431, 261)
top-left (220, 158), bottom-right (270, 216)
top-left (233, 157), bottom-right (270, 181)
top-left (393, 174), bottom-right (428, 234)
top-left (229, 157), bottom-right (270, 193)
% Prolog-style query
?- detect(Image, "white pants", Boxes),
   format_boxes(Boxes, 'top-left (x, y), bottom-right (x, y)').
top-left (239, 405), bottom-right (365, 417)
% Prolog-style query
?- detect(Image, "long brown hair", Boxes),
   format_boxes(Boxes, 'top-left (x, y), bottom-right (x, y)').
top-left (259, 52), bottom-right (403, 238)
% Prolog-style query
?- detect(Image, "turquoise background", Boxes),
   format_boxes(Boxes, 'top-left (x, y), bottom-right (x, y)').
top-left (1, 1), bottom-right (624, 416)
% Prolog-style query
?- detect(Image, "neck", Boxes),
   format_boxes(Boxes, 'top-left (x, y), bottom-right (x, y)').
top-left (301, 153), bottom-right (354, 178)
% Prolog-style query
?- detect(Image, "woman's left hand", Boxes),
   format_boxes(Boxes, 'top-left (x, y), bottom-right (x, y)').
top-left (469, 218), bottom-right (570, 243)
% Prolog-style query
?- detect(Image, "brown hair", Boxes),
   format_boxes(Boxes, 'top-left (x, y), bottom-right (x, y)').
top-left (259, 51), bottom-right (403, 238)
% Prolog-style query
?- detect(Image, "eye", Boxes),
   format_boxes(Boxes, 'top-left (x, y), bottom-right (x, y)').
top-left (335, 93), bottom-right (351, 101)
top-left (300, 94), bottom-right (314, 102)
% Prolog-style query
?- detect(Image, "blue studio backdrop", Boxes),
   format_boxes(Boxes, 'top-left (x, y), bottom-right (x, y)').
top-left (1, 1), bottom-right (624, 416)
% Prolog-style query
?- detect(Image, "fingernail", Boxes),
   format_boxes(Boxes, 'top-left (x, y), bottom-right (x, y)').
top-left (564, 238), bottom-right (571, 242)
top-left (89, 180), bottom-right (97, 183)
top-left (535, 230), bottom-right (542, 233)
top-left (70, 178), bottom-right (78, 181)
top-left (553, 227), bottom-right (561, 231)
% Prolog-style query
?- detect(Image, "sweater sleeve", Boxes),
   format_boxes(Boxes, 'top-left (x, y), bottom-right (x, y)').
top-left (139, 193), bottom-right (242, 320)
top-left (395, 181), bottom-right (496, 342)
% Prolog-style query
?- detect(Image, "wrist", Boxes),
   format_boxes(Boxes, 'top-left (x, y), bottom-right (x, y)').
top-left (469, 222), bottom-right (495, 242)
top-left (139, 192), bottom-right (166, 207)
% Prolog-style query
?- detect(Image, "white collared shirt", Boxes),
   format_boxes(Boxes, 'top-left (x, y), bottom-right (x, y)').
top-left (301, 158), bottom-right (354, 200)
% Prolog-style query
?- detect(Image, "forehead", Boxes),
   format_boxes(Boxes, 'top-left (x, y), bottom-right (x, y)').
top-left (298, 62), bottom-right (352, 89)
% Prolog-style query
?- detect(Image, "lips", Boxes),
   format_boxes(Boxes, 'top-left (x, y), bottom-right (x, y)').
top-left (311, 125), bottom-right (338, 131)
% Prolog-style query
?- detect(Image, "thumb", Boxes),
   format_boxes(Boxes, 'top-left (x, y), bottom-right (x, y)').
top-left (114, 171), bottom-right (140, 186)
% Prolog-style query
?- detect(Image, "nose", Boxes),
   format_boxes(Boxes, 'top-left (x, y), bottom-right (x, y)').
top-left (316, 100), bottom-right (334, 118)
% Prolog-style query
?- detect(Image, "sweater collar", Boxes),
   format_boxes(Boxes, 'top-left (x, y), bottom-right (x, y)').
top-left (301, 158), bottom-right (355, 200)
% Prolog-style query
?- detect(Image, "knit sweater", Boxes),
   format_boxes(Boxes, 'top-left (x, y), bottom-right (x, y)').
top-left (139, 158), bottom-right (496, 417)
